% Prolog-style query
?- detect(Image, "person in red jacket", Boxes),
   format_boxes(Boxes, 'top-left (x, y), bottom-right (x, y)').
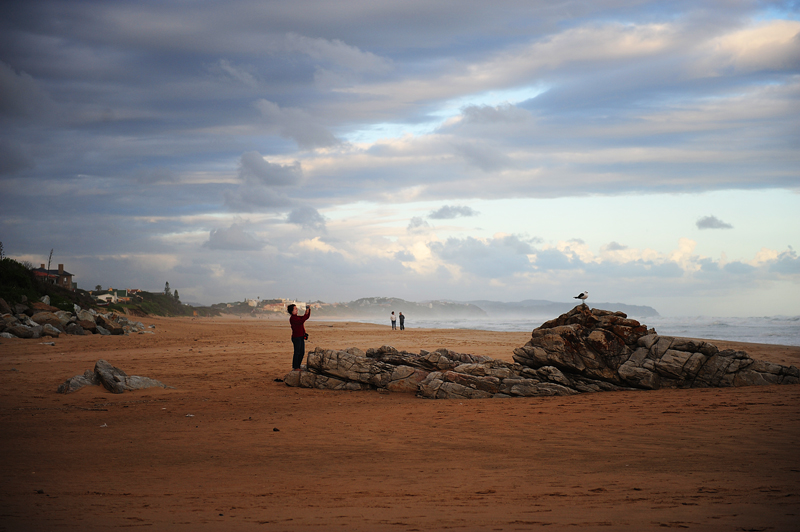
top-left (288, 303), bottom-right (311, 371)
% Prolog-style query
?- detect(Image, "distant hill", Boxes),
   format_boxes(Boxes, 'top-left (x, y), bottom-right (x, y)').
top-left (314, 297), bottom-right (487, 318)
top-left (465, 299), bottom-right (659, 318)
top-left (311, 296), bottom-right (657, 319)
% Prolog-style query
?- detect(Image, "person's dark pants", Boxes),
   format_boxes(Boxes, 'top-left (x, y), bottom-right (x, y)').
top-left (292, 336), bottom-right (305, 369)
top-left (391, 321), bottom-right (396, 329)
top-left (400, 321), bottom-right (404, 330)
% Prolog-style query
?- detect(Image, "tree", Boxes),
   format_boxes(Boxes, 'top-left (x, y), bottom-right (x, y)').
top-left (164, 281), bottom-right (171, 295)
top-left (47, 248), bottom-right (53, 271)
top-left (173, 290), bottom-right (180, 302)
top-left (95, 284), bottom-right (102, 291)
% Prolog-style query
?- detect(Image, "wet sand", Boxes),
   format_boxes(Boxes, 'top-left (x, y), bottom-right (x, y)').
top-left (1, 316), bottom-right (798, 531)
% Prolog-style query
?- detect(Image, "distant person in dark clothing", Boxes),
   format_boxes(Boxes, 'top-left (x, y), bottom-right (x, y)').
top-left (399, 312), bottom-right (405, 330)
top-left (391, 311), bottom-right (396, 330)
top-left (288, 304), bottom-right (310, 371)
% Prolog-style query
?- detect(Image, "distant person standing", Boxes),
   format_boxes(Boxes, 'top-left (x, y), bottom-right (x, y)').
top-left (288, 304), bottom-right (311, 371)
top-left (399, 312), bottom-right (405, 330)
top-left (390, 311), bottom-right (396, 330)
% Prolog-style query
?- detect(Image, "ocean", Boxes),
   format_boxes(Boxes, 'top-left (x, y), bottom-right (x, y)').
top-left (343, 314), bottom-right (800, 347)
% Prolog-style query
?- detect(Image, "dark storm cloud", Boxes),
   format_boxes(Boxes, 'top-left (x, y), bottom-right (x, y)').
top-left (0, 140), bottom-right (34, 175)
top-left (255, 100), bottom-right (340, 150)
top-left (238, 151), bottom-right (302, 186)
top-left (0, 60), bottom-right (57, 119)
top-left (428, 205), bottom-right (479, 219)
top-left (696, 215), bottom-right (733, 230)
top-left (223, 187), bottom-right (291, 212)
top-left (132, 167), bottom-right (178, 185)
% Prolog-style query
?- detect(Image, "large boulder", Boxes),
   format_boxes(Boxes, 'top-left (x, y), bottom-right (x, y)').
top-left (77, 319), bottom-right (97, 333)
top-left (5, 324), bottom-right (34, 339)
top-left (513, 306), bottom-right (799, 390)
top-left (31, 301), bottom-right (60, 313)
top-left (30, 312), bottom-right (65, 331)
top-left (57, 360), bottom-right (170, 394)
top-left (77, 309), bottom-right (96, 323)
top-left (0, 297), bottom-right (14, 315)
top-left (42, 324), bottom-right (61, 338)
top-left (65, 322), bottom-right (85, 335)
top-left (96, 315), bottom-right (123, 335)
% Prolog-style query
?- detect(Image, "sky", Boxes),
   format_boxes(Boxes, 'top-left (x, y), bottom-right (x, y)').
top-left (1, 0), bottom-right (799, 317)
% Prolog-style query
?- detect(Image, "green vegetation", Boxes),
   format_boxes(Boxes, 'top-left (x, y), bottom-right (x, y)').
top-left (0, 257), bottom-right (220, 317)
top-left (0, 258), bottom-right (39, 305)
top-left (0, 257), bottom-right (96, 312)
top-left (104, 291), bottom-right (221, 317)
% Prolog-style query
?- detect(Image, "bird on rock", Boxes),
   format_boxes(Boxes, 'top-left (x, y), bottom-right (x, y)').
top-left (573, 291), bottom-right (588, 304)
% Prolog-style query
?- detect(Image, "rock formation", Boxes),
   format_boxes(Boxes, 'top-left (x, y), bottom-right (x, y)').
top-left (284, 305), bottom-right (799, 398)
top-left (0, 297), bottom-right (154, 339)
top-left (57, 360), bottom-right (170, 394)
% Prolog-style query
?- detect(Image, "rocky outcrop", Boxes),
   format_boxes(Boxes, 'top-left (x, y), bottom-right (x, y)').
top-left (284, 305), bottom-right (799, 398)
top-left (57, 360), bottom-right (170, 394)
top-left (0, 299), bottom-right (152, 340)
top-left (513, 305), bottom-right (799, 389)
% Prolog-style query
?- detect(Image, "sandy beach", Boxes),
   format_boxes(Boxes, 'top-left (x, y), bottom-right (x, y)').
top-left (1, 315), bottom-right (799, 531)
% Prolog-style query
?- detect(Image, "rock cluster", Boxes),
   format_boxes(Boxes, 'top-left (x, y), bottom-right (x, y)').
top-left (0, 297), bottom-right (154, 339)
top-left (284, 305), bottom-right (799, 398)
top-left (513, 304), bottom-right (799, 389)
top-left (57, 359), bottom-right (170, 394)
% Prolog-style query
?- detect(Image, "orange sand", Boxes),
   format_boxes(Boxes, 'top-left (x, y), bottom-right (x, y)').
top-left (1, 316), bottom-right (798, 531)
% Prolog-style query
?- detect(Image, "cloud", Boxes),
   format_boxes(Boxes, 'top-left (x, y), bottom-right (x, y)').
top-left (603, 241), bottom-right (628, 251)
top-left (723, 261), bottom-right (756, 275)
top-left (282, 33), bottom-right (391, 74)
top-left (452, 141), bottom-right (514, 172)
top-left (532, 248), bottom-right (581, 271)
top-left (0, 60), bottom-right (57, 119)
top-left (287, 206), bottom-right (327, 231)
top-left (239, 151), bottom-right (302, 186)
top-left (428, 205), bottom-right (479, 219)
top-left (132, 167), bottom-right (178, 184)
top-left (429, 234), bottom-right (535, 278)
top-left (255, 100), bottom-right (339, 150)
top-left (461, 103), bottom-right (529, 124)
top-left (0, 140), bottom-right (34, 175)
top-left (407, 217), bottom-right (430, 232)
top-left (211, 59), bottom-right (258, 87)
top-left (395, 250), bottom-right (415, 262)
top-left (204, 223), bottom-right (266, 250)
top-left (770, 247), bottom-right (800, 274)
top-left (696, 215), bottom-right (733, 230)
top-left (224, 187), bottom-right (291, 212)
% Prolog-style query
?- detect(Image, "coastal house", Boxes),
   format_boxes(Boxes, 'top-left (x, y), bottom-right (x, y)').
top-left (32, 264), bottom-right (76, 291)
top-left (92, 288), bottom-right (129, 304)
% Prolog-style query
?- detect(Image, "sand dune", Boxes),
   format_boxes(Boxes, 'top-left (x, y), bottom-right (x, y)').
top-left (1, 316), bottom-right (798, 531)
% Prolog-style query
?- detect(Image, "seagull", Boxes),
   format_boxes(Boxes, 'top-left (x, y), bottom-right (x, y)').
top-left (573, 291), bottom-right (588, 304)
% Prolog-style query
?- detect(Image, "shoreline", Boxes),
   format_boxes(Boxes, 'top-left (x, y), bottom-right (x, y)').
top-left (203, 312), bottom-right (800, 348)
